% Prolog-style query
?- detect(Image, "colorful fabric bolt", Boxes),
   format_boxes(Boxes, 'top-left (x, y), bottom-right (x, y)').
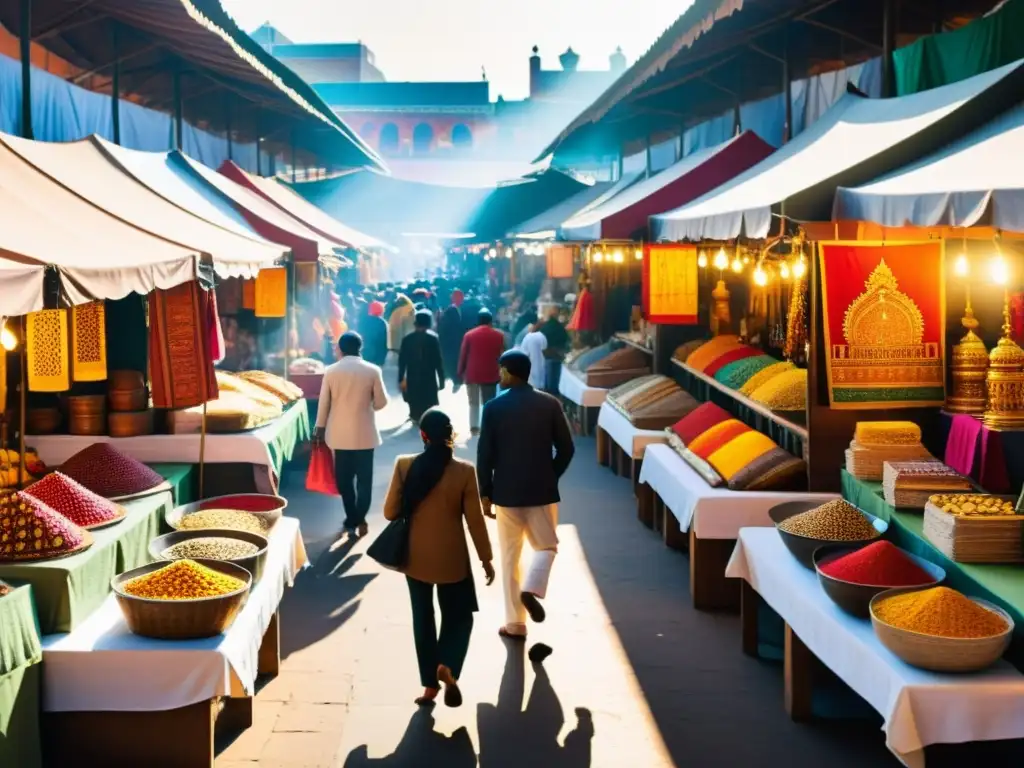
top-left (688, 419), bottom-right (750, 460)
top-left (703, 346), bottom-right (760, 378)
top-left (684, 336), bottom-right (741, 372)
top-left (714, 355), bottom-right (778, 390)
top-left (669, 402), bottom-right (732, 445)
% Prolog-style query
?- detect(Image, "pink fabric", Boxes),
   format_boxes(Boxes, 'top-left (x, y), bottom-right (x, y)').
top-left (944, 414), bottom-right (982, 479)
top-left (207, 288), bottom-right (225, 364)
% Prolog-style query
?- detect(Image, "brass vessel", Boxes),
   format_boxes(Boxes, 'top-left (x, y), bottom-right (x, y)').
top-left (947, 300), bottom-right (988, 415)
top-left (711, 280), bottom-right (731, 335)
top-left (983, 297), bottom-right (1024, 429)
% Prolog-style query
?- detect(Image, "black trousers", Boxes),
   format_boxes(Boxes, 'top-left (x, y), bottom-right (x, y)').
top-left (334, 448), bottom-right (374, 529)
top-left (407, 576), bottom-right (477, 689)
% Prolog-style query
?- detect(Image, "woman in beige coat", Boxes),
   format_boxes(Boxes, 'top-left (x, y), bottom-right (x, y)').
top-left (383, 408), bottom-right (494, 708)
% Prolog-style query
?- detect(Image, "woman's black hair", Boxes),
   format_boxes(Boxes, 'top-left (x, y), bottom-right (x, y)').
top-left (400, 408), bottom-right (454, 518)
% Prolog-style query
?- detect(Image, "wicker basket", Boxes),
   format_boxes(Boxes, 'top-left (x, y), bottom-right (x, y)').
top-left (112, 558), bottom-right (251, 640)
top-left (922, 501), bottom-right (1024, 563)
top-left (108, 388), bottom-right (148, 413)
top-left (149, 528), bottom-right (268, 583)
top-left (869, 588), bottom-right (1013, 672)
top-left (108, 409), bottom-right (155, 438)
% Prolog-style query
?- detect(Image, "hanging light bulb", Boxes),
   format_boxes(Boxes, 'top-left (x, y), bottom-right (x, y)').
top-left (731, 256), bottom-right (743, 274)
top-left (612, 250), bottom-right (624, 264)
top-left (634, 249), bottom-right (644, 261)
top-left (780, 262), bottom-right (790, 279)
top-left (753, 265), bottom-right (768, 287)
top-left (593, 251), bottom-right (604, 263)
top-left (742, 254), bottom-right (751, 265)
top-left (697, 251), bottom-right (708, 269)
top-left (0, 320), bottom-right (16, 352)
top-left (793, 257), bottom-right (807, 279)
top-left (991, 255), bottom-right (1009, 286)
top-left (488, 248), bottom-right (497, 259)
top-left (954, 253), bottom-right (970, 277)
top-left (713, 247), bottom-right (728, 271)
top-left (505, 248), bottom-right (513, 259)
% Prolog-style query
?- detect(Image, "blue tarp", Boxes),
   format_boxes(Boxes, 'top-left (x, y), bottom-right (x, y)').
top-left (0, 53), bottom-right (269, 174)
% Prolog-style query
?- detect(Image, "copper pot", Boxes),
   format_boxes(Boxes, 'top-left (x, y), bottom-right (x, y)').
top-left (27, 407), bottom-right (61, 435)
top-left (108, 409), bottom-right (154, 437)
top-left (108, 388), bottom-right (148, 413)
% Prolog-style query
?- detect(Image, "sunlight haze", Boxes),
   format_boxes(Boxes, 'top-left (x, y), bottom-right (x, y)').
top-left (221, 0), bottom-right (690, 101)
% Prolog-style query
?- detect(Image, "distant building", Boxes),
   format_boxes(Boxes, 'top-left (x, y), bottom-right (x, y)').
top-left (251, 23), bottom-right (625, 164)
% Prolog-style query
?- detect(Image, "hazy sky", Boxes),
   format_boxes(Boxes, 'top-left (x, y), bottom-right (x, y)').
top-left (221, 1), bottom-right (689, 101)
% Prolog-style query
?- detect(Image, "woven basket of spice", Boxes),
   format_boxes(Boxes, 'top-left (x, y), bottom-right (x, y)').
top-left (769, 498), bottom-right (886, 569)
top-left (869, 586), bottom-right (1013, 672)
top-left (923, 495), bottom-right (1024, 563)
top-left (149, 528), bottom-right (268, 582)
top-left (112, 558), bottom-right (251, 639)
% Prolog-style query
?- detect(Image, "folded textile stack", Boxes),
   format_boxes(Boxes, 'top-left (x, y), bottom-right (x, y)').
top-left (584, 346), bottom-right (651, 388)
top-left (845, 421), bottom-right (932, 480)
top-left (882, 460), bottom-right (972, 509)
top-left (238, 370), bottom-right (304, 405)
top-left (606, 375), bottom-right (698, 430)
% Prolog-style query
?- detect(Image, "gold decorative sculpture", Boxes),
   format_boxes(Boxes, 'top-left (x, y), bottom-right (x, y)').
top-left (831, 259), bottom-right (943, 397)
top-left (947, 265), bottom-right (988, 415)
top-left (710, 280), bottom-right (731, 336)
top-left (983, 293), bottom-right (1024, 429)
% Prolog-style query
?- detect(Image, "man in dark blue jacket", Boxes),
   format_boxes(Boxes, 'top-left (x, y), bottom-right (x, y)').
top-left (477, 350), bottom-right (575, 646)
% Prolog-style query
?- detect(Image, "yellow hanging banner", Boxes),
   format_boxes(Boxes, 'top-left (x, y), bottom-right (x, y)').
top-left (26, 309), bottom-right (70, 392)
top-left (255, 267), bottom-right (288, 318)
top-left (241, 278), bottom-right (256, 311)
top-left (71, 301), bottom-right (108, 382)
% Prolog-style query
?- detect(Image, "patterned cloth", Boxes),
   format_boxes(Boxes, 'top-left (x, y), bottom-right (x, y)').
top-left (71, 301), bottom-right (107, 382)
top-left (26, 310), bottom-right (70, 392)
top-left (149, 282), bottom-right (219, 410)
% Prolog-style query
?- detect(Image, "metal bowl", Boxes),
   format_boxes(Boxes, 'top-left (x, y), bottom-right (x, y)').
top-left (112, 558), bottom-right (251, 640)
top-left (813, 543), bottom-right (945, 618)
top-left (768, 500), bottom-right (888, 569)
top-left (166, 493), bottom-right (286, 533)
top-left (148, 528), bottom-right (268, 583)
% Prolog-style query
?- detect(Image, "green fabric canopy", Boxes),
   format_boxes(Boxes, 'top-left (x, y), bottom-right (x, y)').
top-left (895, 0), bottom-right (1024, 95)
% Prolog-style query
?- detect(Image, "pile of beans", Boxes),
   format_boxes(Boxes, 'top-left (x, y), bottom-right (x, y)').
top-left (162, 537), bottom-right (259, 562)
top-left (873, 586), bottom-right (1008, 639)
top-left (178, 509), bottom-right (269, 535)
top-left (122, 559), bottom-right (244, 600)
top-left (778, 499), bottom-right (880, 541)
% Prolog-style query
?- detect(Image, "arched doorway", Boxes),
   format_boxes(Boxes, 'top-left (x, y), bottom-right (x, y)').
top-left (413, 123), bottom-right (434, 155)
top-left (379, 123), bottom-right (399, 155)
top-left (451, 123), bottom-right (473, 150)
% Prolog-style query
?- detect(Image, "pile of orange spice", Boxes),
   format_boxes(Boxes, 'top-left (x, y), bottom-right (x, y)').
top-left (873, 587), bottom-right (1008, 639)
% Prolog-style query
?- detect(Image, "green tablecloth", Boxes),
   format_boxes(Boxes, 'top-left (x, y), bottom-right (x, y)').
top-left (266, 401), bottom-right (311, 477)
top-left (842, 471), bottom-right (1024, 663)
top-left (0, 492), bottom-right (172, 634)
top-left (0, 585), bottom-right (42, 768)
top-left (148, 462), bottom-right (197, 505)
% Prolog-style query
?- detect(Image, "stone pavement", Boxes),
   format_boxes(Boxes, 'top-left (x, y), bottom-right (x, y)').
top-left (216, 378), bottom-right (895, 767)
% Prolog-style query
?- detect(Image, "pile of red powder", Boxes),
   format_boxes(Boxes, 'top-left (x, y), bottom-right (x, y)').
top-left (819, 540), bottom-right (933, 587)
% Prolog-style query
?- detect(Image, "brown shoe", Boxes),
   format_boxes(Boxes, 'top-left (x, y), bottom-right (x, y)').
top-left (357, 523), bottom-right (369, 538)
top-left (437, 665), bottom-right (462, 708)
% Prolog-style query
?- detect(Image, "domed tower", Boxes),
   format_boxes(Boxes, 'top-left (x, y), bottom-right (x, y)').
top-left (559, 47), bottom-right (580, 72)
top-left (983, 297), bottom-right (1024, 427)
top-left (610, 46), bottom-right (626, 72)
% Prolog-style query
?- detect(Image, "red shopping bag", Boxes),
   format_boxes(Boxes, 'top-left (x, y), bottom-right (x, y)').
top-left (306, 443), bottom-right (339, 495)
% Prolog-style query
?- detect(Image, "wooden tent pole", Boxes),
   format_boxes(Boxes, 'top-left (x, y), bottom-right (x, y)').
top-left (19, 317), bottom-right (26, 488)
top-left (198, 400), bottom-right (207, 498)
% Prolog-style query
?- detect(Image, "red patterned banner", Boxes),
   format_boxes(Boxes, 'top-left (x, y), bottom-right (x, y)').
top-left (643, 244), bottom-right (698, 325)
top-left (819, 241), bottom-right (945, 409)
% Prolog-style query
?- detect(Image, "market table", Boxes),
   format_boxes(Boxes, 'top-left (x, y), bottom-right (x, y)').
top-left (558, 365), bottom-right (608, 437)
top-left (638, 444), bottom-right (836, 609)
top-left (0, 491), bottom-right (172, 634)
top-left (842, 470), bottom-right (1024, 666)
top-left (42, 515), bottom-right (308, 767)
top-left (0, 584), bottom-right (43, 768)
top-left (595, 402), bottom-right (666, 488)
top-left (28, 401), bottom-right (310, 495)
top-left (149, 462), bottom-right (198, 505)
top-left (726, 527), bottom-right (1024, 767)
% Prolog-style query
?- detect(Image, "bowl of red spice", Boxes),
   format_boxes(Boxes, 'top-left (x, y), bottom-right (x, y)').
top-left (813, 541), bottom-right (945, 618)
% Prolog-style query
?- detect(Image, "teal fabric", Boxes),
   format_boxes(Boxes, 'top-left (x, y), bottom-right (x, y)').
top-left (0, 493), bottom-right (171, 634)
top-left (148, 463), bottom-right (197, 505)
top-left (713, 355), bottom-right (778, 390)
top-left (266, 401), bottom-right (312, 477)
top-left (842, 470), bottom-right (1024, 667)
top-left (894, 0), bottom-right (1024, 95)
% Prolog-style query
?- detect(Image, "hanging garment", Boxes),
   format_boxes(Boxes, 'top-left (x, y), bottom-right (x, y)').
top-left (149, 282), bottom-right (219, 410)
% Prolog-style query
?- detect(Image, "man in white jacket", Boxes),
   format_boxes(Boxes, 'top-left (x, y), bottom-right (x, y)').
top-left (314, 332), bottom-right (389, 538)
top-left (518, 323), bottom-right (548, 390)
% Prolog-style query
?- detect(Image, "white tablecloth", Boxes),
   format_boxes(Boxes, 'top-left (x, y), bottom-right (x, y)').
top-left (41, 516), bottom-right (309, 713)
top-left (597, 402), bottom-right (666, 459)
top-left (639, 444), bottom-right (837, 540)
top-left (726, 528), bottom-right (1024, 767)
top-left (558, 365), bottom-right (608, 407)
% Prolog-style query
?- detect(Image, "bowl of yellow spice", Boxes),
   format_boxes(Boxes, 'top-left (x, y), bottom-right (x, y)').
top-left (869, 586), bottom-right (1013, 672)
top-left (112, 558), bottom-right (252, 640)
